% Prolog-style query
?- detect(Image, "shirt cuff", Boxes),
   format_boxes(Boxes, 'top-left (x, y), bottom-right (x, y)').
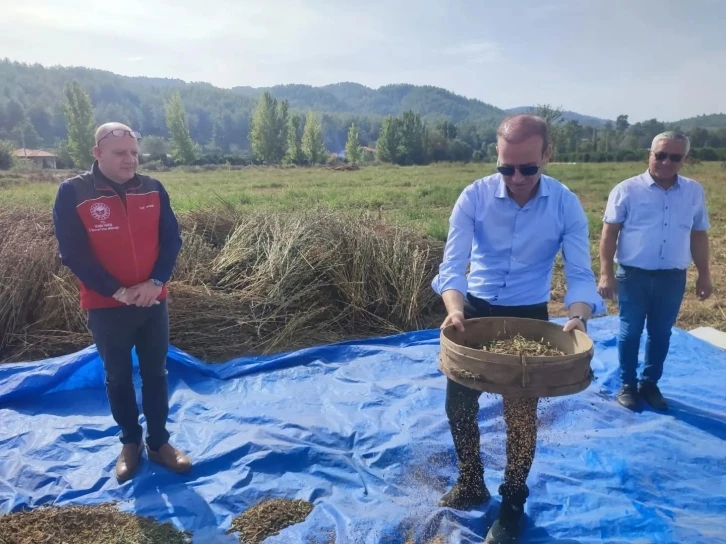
top-left (564, 288), bottom-right (606, 316)
top-left (432, 274), bottom-right (468, 297)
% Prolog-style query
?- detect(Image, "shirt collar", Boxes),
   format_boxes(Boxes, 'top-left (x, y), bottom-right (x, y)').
top-left (92, 160), bottom-right (141, 192)
top-left (495, 174), bottom-right (550, 199)
top-left (644, 169), bottom-right (680, 188)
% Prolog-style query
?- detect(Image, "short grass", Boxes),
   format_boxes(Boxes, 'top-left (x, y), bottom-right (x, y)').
top-left (2, 161), bottom-right (724, 331)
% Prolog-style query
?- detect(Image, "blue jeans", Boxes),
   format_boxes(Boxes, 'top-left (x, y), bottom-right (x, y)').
top-left (616, 265), bottom-right (687, 388)
top-left (87, 300), bottom-right (171, 450)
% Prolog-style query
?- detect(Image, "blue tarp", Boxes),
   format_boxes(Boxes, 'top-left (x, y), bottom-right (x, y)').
top-left (1, 315), bottom-right (725, 543)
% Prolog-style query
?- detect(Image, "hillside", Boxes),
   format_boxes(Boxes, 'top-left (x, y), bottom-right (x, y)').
top-left (233, 82), bottom-right (503, 124)
top-left (673, 113), bottom-right (726, 131)
top-left (505, 106), bottom-right (611, 127)
top-left (1, 58), bottom-right (725, 156)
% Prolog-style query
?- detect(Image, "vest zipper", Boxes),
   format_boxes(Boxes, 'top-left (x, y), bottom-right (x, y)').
top-left (119, 189), bottom-right (140, 281)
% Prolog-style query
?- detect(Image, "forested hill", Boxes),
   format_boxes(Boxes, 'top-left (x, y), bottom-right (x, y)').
top-left (0, 58), bottom-right (724, 155)
top-left (0, 59), bottom-right (507, 152)
top-left (504, 106), bottom-right (610, 127)
top-left (232, 82), bottom-right (503, 123)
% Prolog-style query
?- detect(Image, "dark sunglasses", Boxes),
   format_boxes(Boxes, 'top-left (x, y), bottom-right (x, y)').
top-left (497, 164), bottom-right (540, 176)
top-left (653, 152), bottom-right (682, 162)
top-left (96, 129), bottom-right (142, 145)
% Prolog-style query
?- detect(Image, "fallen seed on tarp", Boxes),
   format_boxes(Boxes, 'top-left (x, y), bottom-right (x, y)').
top-left (0, 503), bottom-right (191, 544)
top-left (228, 498), bottom-right (314, 544)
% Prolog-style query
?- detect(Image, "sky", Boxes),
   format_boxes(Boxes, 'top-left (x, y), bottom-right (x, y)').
top-left (2, 0), bottom-right (725, 122)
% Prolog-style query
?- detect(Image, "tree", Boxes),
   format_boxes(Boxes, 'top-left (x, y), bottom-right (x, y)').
top-left (5, 99), bottom-right (26, 130)
top-left (12, 120), bottom-right (41, 149)
top-left (534, 104), bottom-right (565, 157)
top-left (564, 120), bottom-right (583, 152)
top-left (250, 92), bottom-right (288, 164)
top-left (345, 122), bottom-right (362, 165)
top-left (399, 110), bottom-right (428, 165)
top-left (437, 120), bottom-right (458, 140)
top-left (0, 140), bottom-right (15, 170)
top-left (285, 114), bottom-right (305, 165)
top-left (689, 127), bottom-right (709, 148)
top-left (302, 111), bottom-right (327, 164)
top-left (27, 106), bottom-right (54, 144)
top-left (63, 81), bottom-right (96, 169)
top-left (602, 122), bottom-right (614, 153)
top-left (164, 92), bottom-right (197, 164)
top-left (376, 115), bottom-right (403, 164)
top-left (615, 114), bottom-right (630, 134)
top-left (449, 139), bottom-right (473, 162)
top-left (141, 135), bottom-right (168, 157)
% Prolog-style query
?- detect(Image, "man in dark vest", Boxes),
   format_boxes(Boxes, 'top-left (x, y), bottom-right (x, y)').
top-left (52, 122), bottom-right (191, 482)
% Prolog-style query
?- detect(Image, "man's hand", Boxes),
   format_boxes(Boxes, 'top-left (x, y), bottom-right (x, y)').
top-left (563, 317), bottom-right (587, 333)
top-left (598, 274), bottom-right (617, 300)
top-left (696, 274), bottom-right (713, 301)
top-left (112, 287), bottom-right (135, 305)
top-left (441, 310), bottom-right (466, 332)
top-left (128, 280), bottom-right (162, 307)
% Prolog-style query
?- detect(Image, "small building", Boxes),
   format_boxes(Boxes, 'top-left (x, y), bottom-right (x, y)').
top-left (13, 149), bottom-right (58, 169)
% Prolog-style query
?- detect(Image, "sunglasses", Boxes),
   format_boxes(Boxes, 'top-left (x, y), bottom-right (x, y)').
top-left (653, 152), bottom-right (682, 162)
top-left (497, 164), bottom-right (540, 176)
top-left (96, 129), bottom-right (142, 145)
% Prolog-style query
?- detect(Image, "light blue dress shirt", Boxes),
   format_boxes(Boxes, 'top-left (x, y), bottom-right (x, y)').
top-left (603, 171), bottom-right (710, 271)
top-left (432, 174), bottom-right (605, 314)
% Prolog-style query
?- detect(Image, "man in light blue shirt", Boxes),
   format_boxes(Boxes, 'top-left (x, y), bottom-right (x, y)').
top-left (599, 131), bottom-right (712, 412)
top-left (432, 114), bottom-right (604, 544)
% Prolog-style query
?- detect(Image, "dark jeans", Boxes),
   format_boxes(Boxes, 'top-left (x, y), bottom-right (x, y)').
top-left (87, 299), bottom-right (171, 451)
top-left (616, 265), bottom-right (687, 388)
top-left (445, 294), bottom-right (548, 503)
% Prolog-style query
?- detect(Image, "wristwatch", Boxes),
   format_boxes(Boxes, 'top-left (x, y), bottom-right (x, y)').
top-left (570, 315), bottom-right (588, 328)
top-left (150, 279), bottom-right (164, 287)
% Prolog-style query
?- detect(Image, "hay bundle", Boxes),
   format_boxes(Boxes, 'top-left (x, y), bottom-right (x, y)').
top-left (0, 209), bottom-right (64, 359)
top-left (0, 206), bottom-right (444, 364)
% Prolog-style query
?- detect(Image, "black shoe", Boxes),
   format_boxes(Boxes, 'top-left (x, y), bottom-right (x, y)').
top-left (485, 499), bottom-right (523, 543)
top-left (439, 475), bottom-right (491, 510)
top-left (639, 381), bottom-right (668, 411)
top-left (617, 384), bottom-right (640, 411)
top-left (485, 520), bottom-right (520, 544)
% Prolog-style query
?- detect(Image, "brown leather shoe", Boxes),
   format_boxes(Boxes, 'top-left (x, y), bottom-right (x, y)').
top-left (147, 443), bottom-right (192, 474)
top-left (116, 442), bottom-right (143, 483)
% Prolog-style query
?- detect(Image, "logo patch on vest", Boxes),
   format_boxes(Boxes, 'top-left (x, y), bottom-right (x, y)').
top-left (90, 203), bottom-right (111, 222)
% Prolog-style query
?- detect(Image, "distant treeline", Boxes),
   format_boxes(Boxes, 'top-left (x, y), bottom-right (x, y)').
top-left (1, 58), bottom-right (726, 169)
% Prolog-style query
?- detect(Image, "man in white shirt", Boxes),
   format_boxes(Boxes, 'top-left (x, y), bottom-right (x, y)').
top-left (598, 131), bottom-right (712, 411)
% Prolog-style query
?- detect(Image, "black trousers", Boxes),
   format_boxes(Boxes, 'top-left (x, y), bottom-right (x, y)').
top-left (445, 294), bottom-right (548, 504)
top-left (87, 299), bottom-right (171, 451)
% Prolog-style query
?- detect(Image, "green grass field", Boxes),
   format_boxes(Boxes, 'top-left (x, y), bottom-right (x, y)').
top-left (1, 161), bottom-right (724, 335)
top-left (5, 161), bottom-right (724, 239)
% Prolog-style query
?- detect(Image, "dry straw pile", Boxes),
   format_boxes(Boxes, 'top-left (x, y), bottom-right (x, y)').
top-left (0, 206), bottom-right (444, 363)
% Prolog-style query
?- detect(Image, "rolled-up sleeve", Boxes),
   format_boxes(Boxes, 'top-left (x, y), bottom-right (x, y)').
top-left (603, 183), bottom-right (627, 224)
top-left (693, 184), bottom-right (710, 231)
top-left (431, 184), bottom-right (476, 297)
top-left (561, 192), bottom-right (606, 315)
